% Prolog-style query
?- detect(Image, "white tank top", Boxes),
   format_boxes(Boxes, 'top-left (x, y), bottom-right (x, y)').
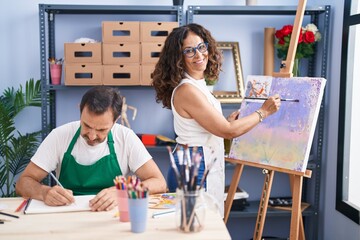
top-left (171, 73), bottom-right (225, 216)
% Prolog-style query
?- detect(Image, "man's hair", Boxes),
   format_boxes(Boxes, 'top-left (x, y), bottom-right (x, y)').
top-left (80, 86), bottom-right (123, 121)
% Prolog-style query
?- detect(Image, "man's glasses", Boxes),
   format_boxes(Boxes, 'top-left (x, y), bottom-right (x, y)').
top-left (182, 42), bottom-right (209, 58)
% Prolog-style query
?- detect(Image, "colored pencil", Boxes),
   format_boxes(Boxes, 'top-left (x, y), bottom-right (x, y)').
top-left (49, 172), bottom-right (64, 188)
top-left (15, 199), bottom-right (29, 212)
top-left (0, 211), bottom-right (19, 219)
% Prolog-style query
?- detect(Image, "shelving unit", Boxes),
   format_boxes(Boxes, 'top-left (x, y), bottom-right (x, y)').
top-left (38, 4), bottom-right (183, 139)
top-left (187, 5), bottom-right (330, 239)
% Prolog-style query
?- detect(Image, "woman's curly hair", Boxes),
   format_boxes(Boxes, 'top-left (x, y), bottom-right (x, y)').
top-left (152, 23), bottom-right (223, 109)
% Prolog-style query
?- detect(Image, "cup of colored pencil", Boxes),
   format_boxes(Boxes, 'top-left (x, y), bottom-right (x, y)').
top-left (114, 175), bottom-right (149, 233)
top-left (114, 176), bottom-right (130, 222)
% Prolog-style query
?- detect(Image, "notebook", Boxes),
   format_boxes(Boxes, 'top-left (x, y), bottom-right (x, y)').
top-left (24, 195), bottom-right (95, 214)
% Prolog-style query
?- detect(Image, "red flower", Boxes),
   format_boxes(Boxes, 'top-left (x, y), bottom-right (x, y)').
top-left (275, 25), bottom-right (292, 39)
top-left (303, 31), bottom-right (315, 43)
top-left (298, 32), bottom-right (303, 43)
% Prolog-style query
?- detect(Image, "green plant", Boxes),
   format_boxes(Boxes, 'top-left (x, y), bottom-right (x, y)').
top-left (0, 79), bottom-right (42, 197)
top-left (205, 78), bottom-right (218, 86)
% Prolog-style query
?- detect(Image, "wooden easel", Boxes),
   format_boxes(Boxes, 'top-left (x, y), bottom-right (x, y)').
top-left (224, 159), bottom-right (311, 240)
top-left (224, 1), bottom-right (310, 240)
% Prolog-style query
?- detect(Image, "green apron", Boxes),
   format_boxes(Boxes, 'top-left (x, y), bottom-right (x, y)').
top-left (59, 127), bottom-right (122, 195)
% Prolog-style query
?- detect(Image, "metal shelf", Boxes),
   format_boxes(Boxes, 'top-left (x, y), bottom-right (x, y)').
top-left (187, 5), bottom-right (328, 21)
top-left (229, 200), bottom-right (316, 218)
top-left (42, 4), bottom-right (182, 15)
top-left (38, 4), bottom-right (183, 140)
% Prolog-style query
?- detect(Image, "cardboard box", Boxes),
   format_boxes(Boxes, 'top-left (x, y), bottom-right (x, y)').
top-left (65, 64), bottom-right (102, 85)
top-left (103, 64), bottom-right (140, 85)
top-left (64, 43), bottom-right (102, 63)
top-left (102, 21), bottom-right (140, 43)
top-left (140, 22), bottom-right (178, 42)
top-left (102, 43), bottom-right (140, 64)
top-left (141, 42), bottom-right (164, 64)
top-left (140, 64), bottom-right (156, 86)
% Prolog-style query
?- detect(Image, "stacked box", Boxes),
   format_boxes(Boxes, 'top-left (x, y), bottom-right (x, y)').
top-left (140, 42), bottom-right (160, 85)
top-left (64, 43), bottom-right (103, 85)
top-left (65, 64), bottom-right (102, 86)
top-left (64, 43), bottom-right (102, 63)
top-left (103, 65), bottom-right (140, 85)
top-left (102, 21), bottom-right (141, 86)
top-left (141, 42), bottom-right (164, 64)
top-left (139, 22), bottom-right (178, 86)
top-left (102, 21), bottom-right (140, 43)
top-left (102, 43), bottom-right (140, 65)
top-left (140, 22), bottom-right (178, 42)
top-left (99, 21), bottom-right (178, 86)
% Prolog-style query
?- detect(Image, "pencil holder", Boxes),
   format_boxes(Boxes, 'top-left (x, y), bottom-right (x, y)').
top-left (128, 197), bottom-right (148, 233)
top-left (175, 188), bottom-right (206, 233)
top-left (50, 63), bottom-right (62, 85)
top-left (116, 189), bottom-right (129, 222)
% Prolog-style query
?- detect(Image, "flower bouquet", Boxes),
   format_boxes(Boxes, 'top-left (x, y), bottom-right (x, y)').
top-left (274, 23), bottom-right (321, 76)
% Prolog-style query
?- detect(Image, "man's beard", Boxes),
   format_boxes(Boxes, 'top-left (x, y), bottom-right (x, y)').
top-left (82, 134), bottom-right (104, 146)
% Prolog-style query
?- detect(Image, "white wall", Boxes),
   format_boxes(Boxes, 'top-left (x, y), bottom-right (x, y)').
top-left (1, 0), bottom-right (359, 239)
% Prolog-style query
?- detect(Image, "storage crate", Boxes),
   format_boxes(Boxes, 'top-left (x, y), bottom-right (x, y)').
top-left (64, 43), bottom-right (101, 63)
top-left (64, 43), bottom-right (102, 63)
top-left (141, 42), bottom-right (164, 64)
top-left (65, 64), bottom-right (102, 85)
top-left (102, 43), bottom-right (140, 64)
top-left (102, 21), bottom-right (140, 43)
top-left (140, 22), bottom-right (178, 42)
top-left (103, 64), bottom-right (140, 85)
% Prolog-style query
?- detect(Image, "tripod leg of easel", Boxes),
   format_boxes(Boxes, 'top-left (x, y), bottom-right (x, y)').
top-left (289, 175), bottom-right (305, 240)
top-left (253, 169), bottom-right (274, 240)
top-left (290, 175), bottom-right (303, 240)
top-left (224, 163), bottom-right (244, 223)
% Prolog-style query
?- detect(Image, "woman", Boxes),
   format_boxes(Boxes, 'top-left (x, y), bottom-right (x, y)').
top-left (152, 23), bottom-right (281, 216)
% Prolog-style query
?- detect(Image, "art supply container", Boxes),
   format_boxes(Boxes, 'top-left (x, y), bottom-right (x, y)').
top-left (128, 197), bottom-right (148, 233)
top-left (116, 189), bottom-right (129, 222)
top-left (175, 189), bottom-right (206, 233)
top-left (50, 64), bottom-right (62, 85)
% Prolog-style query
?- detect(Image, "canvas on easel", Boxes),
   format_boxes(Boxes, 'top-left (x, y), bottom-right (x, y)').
top-left (229, 75), bottom-right (326, 172)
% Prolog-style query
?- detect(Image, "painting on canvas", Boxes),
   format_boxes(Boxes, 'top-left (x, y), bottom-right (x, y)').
top-left (229, 75), bottom-right (326, 172)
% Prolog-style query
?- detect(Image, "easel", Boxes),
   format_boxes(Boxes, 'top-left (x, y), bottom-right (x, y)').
top-left (223, 1), bottom-right (311, 239)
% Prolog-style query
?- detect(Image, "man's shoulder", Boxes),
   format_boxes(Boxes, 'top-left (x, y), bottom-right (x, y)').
top-left (51, 121), bottom-right (80, 135)
top-left (112, 123), bottom-right (139, 141)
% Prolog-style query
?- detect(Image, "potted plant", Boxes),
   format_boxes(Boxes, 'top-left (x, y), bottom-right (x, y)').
top-left (0, 79), bottom-right (42, 197)
top-left (205, 77), bottom-right (218, 92)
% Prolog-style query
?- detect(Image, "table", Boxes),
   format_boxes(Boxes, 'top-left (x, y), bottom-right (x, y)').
top-left (0, 197), bottom-right (231, 240)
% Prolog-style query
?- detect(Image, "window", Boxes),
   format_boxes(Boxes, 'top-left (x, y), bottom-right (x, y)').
top-left (337, 0), bottom-right (360, 224)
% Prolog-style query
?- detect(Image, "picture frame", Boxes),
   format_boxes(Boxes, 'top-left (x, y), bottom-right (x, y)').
top-left (213, 42), bottom-right (245, 104)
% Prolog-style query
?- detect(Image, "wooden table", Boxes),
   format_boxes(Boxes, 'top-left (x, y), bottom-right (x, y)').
top-left (0, 197), bottom-right (231, 240)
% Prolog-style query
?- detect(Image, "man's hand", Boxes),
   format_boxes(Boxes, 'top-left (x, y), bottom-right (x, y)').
top-left (89, 187), bottom-right (117, 211)
top-left (43, 185), bottom-right (75, 206)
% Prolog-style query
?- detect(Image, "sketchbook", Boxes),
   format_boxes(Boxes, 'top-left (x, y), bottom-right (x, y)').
top-left (24, 195), bottom-right (95, 214)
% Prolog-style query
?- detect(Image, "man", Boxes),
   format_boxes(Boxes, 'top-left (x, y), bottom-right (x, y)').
top-left (16, 86), bottom-right (166, 211)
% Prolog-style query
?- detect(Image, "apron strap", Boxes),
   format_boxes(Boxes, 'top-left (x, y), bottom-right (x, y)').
top-left (65, 127), bottom-right (81, 155)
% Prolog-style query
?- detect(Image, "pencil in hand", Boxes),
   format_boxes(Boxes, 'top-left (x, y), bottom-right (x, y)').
top-left (49, 172), bottom-right (64, 188)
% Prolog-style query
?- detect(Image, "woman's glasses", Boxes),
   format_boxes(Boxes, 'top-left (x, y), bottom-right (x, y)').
top-left (182, 42), bottom-right (208, 58)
